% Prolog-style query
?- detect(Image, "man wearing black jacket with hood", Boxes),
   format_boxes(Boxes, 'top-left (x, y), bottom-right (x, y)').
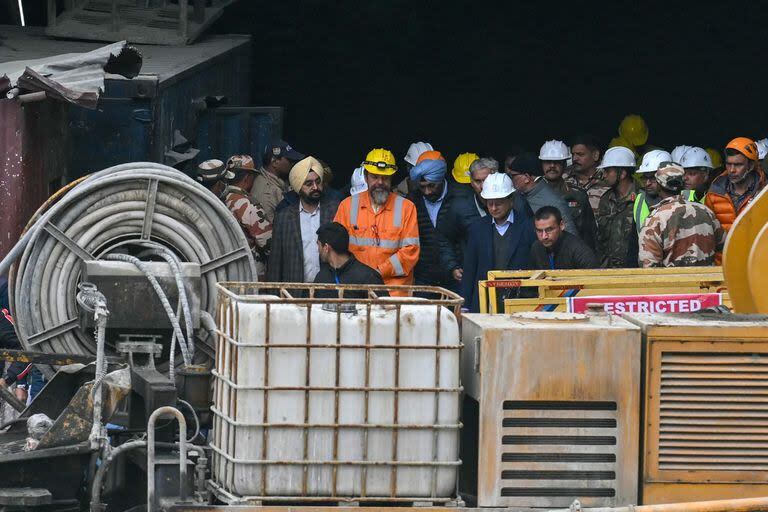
top-left (529, 207), bottom-right (598, 270)
top-left (313, 222), bottom-right (387, 298)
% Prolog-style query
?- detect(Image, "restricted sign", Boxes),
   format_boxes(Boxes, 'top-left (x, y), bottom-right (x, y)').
top-left (568, 293), bottom-right (723, 314)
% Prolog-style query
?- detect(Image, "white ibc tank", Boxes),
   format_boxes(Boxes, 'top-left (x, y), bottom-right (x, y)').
top-left (211, 290), bottom-right (461, 500)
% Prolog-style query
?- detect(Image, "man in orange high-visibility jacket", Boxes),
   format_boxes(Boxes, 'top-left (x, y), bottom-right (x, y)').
top-left (334, 148), bottom-right (420, 296)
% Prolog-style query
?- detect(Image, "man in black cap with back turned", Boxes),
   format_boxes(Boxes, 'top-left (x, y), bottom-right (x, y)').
top-left (250, 139), bottom-right (306, 222)
top-left (313, 222), bottom-right (387, 298)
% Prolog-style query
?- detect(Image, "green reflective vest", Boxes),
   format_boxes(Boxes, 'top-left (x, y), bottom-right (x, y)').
top-left (683, 189), bottom-right (705, 203)
top-left (633, 192), bottom-right (651, 232)
top-left (635, 190), bottom-right (706, 232)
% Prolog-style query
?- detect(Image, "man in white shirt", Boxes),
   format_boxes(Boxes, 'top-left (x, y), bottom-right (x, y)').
top-left (266, 156), bottom-right (340, 285)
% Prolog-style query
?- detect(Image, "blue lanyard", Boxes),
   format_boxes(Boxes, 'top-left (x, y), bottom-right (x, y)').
top-left (548, 253), bottom-right (555, 270)
top-left (334, 272), bottom-right (340, 284)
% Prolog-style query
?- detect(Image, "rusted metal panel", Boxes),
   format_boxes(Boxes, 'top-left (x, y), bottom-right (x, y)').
top-left (0, 348), bottom-right (123, 366)
top-left (461, 312), bottom-right (641, 508)
top-left (0, 99), bottom-right (67, 260)
top-left (623, 313), bottom-right (768, 504)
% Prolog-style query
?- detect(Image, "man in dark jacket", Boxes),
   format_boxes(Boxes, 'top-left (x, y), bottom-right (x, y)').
top-left (506, 152), bottom-right (580, 237)
top-left (447, 157), bottom-right (532, 261)
top-left (313, 222), bottom-right (386, 298)
top-left (267, 157), bottom-right (339, 284)
top-left (408, 151), bottom-right (463, 289)
top-left (538, 140), bottom-right (597, 249)
top-left (461, 173), bottom-right (536, 312)
top-left (529, 206), bottom-right (598, 270)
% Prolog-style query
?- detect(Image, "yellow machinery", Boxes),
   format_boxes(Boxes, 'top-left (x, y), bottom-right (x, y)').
top-left (625, 313), bottom-right (768, 504)
top-left (723, 186), bottom-right (768, 314)
top-left (477, 268), bottom-right (727, 314)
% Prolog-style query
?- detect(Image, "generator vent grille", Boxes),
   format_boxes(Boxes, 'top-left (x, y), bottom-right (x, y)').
top-left (659, 352), bottom-right (768, 471)
top-left (500, 400), bottom-right (617, 501)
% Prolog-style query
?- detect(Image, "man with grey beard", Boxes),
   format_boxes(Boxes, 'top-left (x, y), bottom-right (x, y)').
top-left (334, 148), bottom-right (420, 296)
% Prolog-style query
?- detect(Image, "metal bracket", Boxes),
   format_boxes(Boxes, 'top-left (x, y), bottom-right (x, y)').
top-left (141, 179), bottom-right (159, 240)
top-left (473, 336), bottom-right (482, 372)
top-left (42, 222), bottom-right (94, 262)
top-left (117, 335), bottom-right (163, 370)
top-left (27, 317), bottom-right (80, 347)
top-left (201, 247), bottom-right (250, 274)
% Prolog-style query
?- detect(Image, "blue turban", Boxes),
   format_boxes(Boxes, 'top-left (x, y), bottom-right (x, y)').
top-left (409, 158), bottom-right (447, 183)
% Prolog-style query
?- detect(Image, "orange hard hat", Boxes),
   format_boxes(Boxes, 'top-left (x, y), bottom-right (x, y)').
top-left (725, 137), bottom-right (759, 161)
top-left (416, 150), bottom-right (445, 164)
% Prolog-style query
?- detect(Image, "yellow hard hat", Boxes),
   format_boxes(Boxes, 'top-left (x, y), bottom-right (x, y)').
top-left (706, 147), bottom-right (723, 168)
top-left (618, 114), bottom-right (649, 146)
top-left (609, 136), bottom-right (635, 151)
top-left (362, 148), bottom-right (397, 176)
top-left (451, 152), bottom-right (479, 184)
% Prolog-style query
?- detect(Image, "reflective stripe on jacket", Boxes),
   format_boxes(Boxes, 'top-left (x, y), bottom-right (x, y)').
top-left (334, 192), bottom-right (420, 296)
top-left (683, 189), bottom-right (704, 203)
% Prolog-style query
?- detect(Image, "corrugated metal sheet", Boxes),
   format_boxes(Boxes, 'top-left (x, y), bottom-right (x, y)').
top-left (0, 26), bottom-right (251, 84)
top-left (0, 40), bottom-right (141, 109)
top-left (0, 99), bottom-right (68, 259)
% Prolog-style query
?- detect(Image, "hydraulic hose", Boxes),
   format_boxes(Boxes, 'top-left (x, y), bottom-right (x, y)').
top-left (103, 253), bottom-right (192, 376)
top-left (137, 244), bottom-right (196, 359)
top-left (8, 163), bottom-right (255, 358)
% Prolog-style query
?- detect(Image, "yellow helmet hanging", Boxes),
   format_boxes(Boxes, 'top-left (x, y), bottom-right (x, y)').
top-left (618, 114), bottom-right (649, 146)
top-left (451, 152), bottom-right (479, 184)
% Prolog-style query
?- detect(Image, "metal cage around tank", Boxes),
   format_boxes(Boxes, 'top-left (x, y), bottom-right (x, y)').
top-left (210, 283), bottom-right (464, 504)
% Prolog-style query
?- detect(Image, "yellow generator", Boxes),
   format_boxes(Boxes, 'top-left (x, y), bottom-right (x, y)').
top-left (624, 312), bottom-right (768, 504)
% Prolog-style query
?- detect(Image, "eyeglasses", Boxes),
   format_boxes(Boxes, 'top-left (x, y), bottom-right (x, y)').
top-left (363, 160), bottom-right (398, 171)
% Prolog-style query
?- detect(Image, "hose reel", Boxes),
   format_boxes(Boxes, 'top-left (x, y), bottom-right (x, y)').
top-left (7, 162), bottom-right (255, 364)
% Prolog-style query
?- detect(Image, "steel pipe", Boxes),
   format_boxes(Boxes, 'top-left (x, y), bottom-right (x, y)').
top-left (550, 497), bottom-right (768, 512)
top-left (147, 406), bottom-right (187, 511)
top-left (90, 439), bottom-right (147, 512)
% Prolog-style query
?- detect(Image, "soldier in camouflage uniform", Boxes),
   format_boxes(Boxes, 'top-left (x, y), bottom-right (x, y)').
top-left (595, 146), bottom-right (639, 267)
top-left (196, 159), bottom-right (233, 200)
top-left (639, 164), bottom-right (724, 267)
top-left (566, 134), bottom-right (610, 215)
top-left (223, 155), bottom-right (273, 278)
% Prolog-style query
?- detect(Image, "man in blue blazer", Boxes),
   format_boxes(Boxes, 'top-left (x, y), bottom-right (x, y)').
top-left (460, 172), bottom-right (536, 312)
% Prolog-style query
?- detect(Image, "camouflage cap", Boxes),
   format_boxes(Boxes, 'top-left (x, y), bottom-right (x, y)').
top-left (197, 159), bottom-right (225, 182)
top-left (226, 154), bottom-right (256, 172)
top-left (655, 162), bottom-right (685, 192)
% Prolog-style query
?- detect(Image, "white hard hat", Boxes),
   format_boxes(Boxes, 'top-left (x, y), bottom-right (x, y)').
top-left (404, 141), bottom-right (434, 166)
top-left (679, 147), bottom-right (713, 169)
top-left (671, 145), bottom-right (692, 164)
top-left (597, 146), bottom-right (636, 169)
top-left (637, 149), bottom-right (673, 174)
top-left (756, 138), bottom-right (768, 160)
top-left (350, 166), bottom-right (368, 195)
top-left (481, 172), bottom-right (515, 199)
top-left (538, 139), bottom-right (571, 161)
